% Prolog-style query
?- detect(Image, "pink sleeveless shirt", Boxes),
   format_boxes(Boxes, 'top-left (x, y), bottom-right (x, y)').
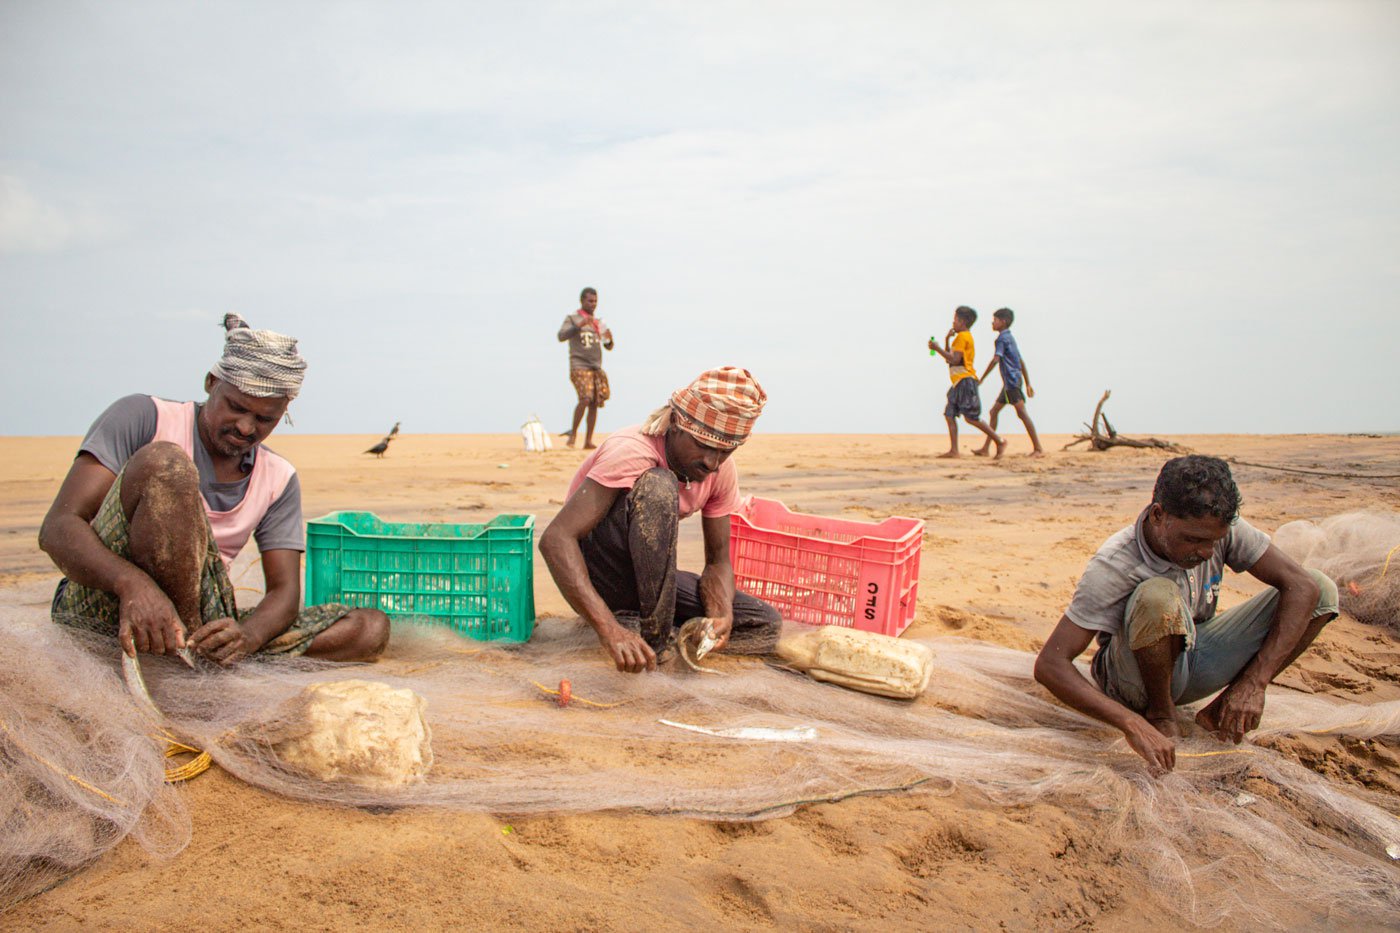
top-left (150, 398), bottom-right (296, 567)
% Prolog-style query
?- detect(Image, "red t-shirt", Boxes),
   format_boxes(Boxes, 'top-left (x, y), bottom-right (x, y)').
top-left (566, 426), bottom-right (741, 520)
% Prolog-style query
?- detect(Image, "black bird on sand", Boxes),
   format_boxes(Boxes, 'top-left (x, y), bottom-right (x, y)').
top-left (389, 421), bottom-right (401, 437)
top-left (365, 436), bottom-right (393, 458)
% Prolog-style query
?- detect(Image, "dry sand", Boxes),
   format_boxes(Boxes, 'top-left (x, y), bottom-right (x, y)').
top-left (2, 430), bottom-right (1398, 930)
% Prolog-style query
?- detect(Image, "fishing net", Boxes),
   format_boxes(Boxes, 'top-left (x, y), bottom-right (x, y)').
top-left (0, 604), bottom-right (189, 912)
top-left (3, 578), bottom-right (1399, 926)
top-left (1274, 511), bottom-right (1400, 630)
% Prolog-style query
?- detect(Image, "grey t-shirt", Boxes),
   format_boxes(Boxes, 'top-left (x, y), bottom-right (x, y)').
top-left (78, 394), bottom-right (305, 552)
top-left (1066, 509), bottom-right (1271, 641)
top-left (557, 313), bottom-right (611, 371)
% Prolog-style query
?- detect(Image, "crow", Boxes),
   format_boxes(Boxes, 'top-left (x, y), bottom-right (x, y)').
top-left (389, 421), bottom-right (401, 437)
top-left (365, 436), bottom-right (392, 458)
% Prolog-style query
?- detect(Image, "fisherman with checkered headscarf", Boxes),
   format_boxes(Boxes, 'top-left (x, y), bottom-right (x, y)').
top-left (40, 315), bottom-right (390, 666)
top-left (541, 366), bottom-right (781, 674)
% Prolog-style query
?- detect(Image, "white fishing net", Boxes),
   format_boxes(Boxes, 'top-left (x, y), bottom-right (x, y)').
top-left (1274, 511), bottom-right (1400, 630)
top-left (3, 579), bottom-right (1398, 926)
top-left (0, 609), bottom-right (189, 912)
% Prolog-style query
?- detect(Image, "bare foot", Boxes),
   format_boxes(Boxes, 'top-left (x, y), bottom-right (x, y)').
top-left (992, 438), bottom-right (1007, 461)
top-left (972, 446), bottom-right (990, 457)
top-left (1147, 713), bottom-right (1184, 740)
top-left (1028, 449), bottom-right (1045, 459)
top-left (583, 443), bottom-right (597, 450)
top-left (936, 450), bottom-right (960, 459)
top-left (1194, 703), bottom-right (1224, 738)
top-left (565, 434), bottom-right (577, 449)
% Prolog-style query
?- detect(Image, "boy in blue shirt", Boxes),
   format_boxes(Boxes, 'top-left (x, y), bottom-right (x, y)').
top-left (974, 307), bottom-right (1045, 458)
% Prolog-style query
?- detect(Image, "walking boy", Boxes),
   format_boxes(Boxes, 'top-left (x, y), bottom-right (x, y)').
top-left (929, 306), bottom-right (1004, 459)
top-left (974, 307), bottom-right (1045, 458)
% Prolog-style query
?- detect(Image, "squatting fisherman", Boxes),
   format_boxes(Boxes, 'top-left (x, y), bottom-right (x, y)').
top-left (1034, 455), bottom-right (1337, 773)
top-left (540, 366), bottom-right (782, 673)
top-left (40, 315), bottom-right (389, 664)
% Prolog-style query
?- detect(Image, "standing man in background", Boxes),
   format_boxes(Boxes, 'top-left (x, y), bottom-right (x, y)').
top-left (558, 287), bottom-right (614, 450)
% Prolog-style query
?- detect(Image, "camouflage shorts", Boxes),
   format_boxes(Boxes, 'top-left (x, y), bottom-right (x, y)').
top-left (51, 470), bottom-right (352, 657)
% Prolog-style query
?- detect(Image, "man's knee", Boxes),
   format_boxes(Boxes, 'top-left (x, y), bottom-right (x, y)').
top-left (1306, 568), bottom-right (1339, 621)
top-left (1126, 577), bottom-right (1191, 651)
top-left (631, 467), bottom-right (679, 507)
top-left (120, 442), bottom-right (200, 518)
top-left (343, 609), bottom-right (391, 660)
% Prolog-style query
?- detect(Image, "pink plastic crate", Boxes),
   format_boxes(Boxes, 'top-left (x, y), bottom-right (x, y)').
top-left (729, 496), bottom-right (925, 636)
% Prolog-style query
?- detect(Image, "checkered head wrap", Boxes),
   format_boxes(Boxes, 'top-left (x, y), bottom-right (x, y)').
top-left (666, 367), bottom-right (767, 449)
top-left (209, 313), bottom-right (307, 399)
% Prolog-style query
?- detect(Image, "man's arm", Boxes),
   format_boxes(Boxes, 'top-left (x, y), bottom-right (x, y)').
top-left (38, 452), bottom-right (187, 656)
top-left (187, 548), bottom-right (301, 665)
top-left (979, 353), bottom-right (1001, 384)
top-left (1205, 544), bottom-right (1321, 742)
top-left (1021, 358), bottom-right (1034, 397)
top-left (557, 315), bottom-right (580, 342)
top-left (698, 515), bottom-right (737, 648)
top-left (540, 479), bottom-right (656, 673)
top-left (1033, 615), bottom-right (1177, 773)
top-left (927, 338), bottom-right (962, 367)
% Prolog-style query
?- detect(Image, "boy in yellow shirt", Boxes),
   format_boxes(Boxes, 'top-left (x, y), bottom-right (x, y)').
top-left (928, 305), bottom-right (1005, 459)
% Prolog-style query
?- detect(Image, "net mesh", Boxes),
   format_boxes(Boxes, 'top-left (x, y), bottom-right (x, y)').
top-left (0, 607), bottom-right (189, 911)
top-left (1274, 511), bottom-right (1400, 631)
top-left (3, 579), bottom-right (1399, 925)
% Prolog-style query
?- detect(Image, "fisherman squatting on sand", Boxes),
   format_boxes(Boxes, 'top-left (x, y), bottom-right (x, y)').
top-left (39, 314), bottom-right (389, 665)
top-left (541, 366), bottom-right (782, 673)
top-left (1034, 455), bottom-right (1338, 773)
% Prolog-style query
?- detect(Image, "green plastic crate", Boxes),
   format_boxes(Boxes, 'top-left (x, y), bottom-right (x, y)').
top-left (305, 511), bottom-right (536, 642)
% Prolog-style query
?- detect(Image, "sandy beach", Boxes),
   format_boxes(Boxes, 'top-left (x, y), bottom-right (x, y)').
top-left (3, 431), bottom-right (1398, 930)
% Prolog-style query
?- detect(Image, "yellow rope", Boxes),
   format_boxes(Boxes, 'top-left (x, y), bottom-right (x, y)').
top-left (529, 680), bottom-right (631, 709)
top-left (1379, 542), bottom-right (1400, 580)
top-left (0, 717), bottom-right (130, 807)
top-left (159, 730), bottom-right (212, 782)
top-left (1179, 748), bottom-right (1257, 759)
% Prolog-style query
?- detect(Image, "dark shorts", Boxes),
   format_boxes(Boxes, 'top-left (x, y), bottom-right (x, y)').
top-left (580, 468), bottom-right (781, 656)
top-left (570, 368), bottom-right (610, 407)
top-left (998, 384), bottom-right (1025, 406)
top-left (944, 378), bottom-right (981, 420)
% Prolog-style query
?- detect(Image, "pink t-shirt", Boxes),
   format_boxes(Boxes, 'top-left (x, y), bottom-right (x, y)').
top-left (566, 426), bottom-right (741, 520)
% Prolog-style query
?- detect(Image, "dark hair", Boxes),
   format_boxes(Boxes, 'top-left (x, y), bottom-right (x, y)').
top-left (993, 307), bottom-right (1014, 325)
top-left (580, 287), bottom-right (597, 302)
top-left (954, 305), bottom-right (977, 326)
top-left (1152, 456), bottom-right (1241, 522)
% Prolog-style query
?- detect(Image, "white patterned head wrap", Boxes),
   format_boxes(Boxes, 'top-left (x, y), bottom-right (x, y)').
top-left (209, 313), bottom-right (307, 399)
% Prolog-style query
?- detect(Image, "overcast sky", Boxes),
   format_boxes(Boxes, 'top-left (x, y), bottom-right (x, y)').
top-left (2, 1), bottom-right (1397, 438)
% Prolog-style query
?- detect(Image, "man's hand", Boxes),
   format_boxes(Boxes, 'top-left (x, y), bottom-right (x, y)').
top-left (928, 337), bottom-right (940, 353)
top-left (1124, 718), bottom-right (1177, 774)
top-left (189, 616), bottom-right (259, 666)
top-left (117, 576), bottom-right (187, 658)
top-left (708, 615), bottom-right (733, 651)
top-left (596, 622), bottom-right (656, 673)
top-left (1197, 680), bottom-right (1266, 744)
top-left (1027, 386), bottom-right (1036, 398)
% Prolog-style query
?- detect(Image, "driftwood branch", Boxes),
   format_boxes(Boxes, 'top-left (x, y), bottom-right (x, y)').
top-left (1063, 390), bottom-right (1187, 452)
